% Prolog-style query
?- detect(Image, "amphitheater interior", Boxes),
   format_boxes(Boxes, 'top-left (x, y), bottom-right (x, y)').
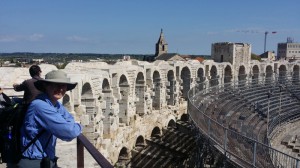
top-left (188, 74), bottom-right (300, 168)
top-left (2, 59), bottom-right (300, 168)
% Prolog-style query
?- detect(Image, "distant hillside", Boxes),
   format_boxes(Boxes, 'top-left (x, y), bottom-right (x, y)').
top-left (0, 52), bottom-right (152, 62)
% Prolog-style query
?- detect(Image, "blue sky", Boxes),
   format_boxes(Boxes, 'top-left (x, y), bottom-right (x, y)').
top-left (1, 0), bottom-right (300, 55)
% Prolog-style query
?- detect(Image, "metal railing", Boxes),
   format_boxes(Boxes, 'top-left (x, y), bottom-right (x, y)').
top-left (188, 74), bottom-right (300, 168)
top-left (77, 133), bottom-right (113, 168)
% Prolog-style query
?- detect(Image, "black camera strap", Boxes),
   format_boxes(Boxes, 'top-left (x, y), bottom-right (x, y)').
top-left (22, 129), bottom-right (46, 154)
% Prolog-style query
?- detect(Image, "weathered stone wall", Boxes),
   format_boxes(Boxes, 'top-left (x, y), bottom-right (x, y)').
top-left (1, 58), bottom-right (300, 164)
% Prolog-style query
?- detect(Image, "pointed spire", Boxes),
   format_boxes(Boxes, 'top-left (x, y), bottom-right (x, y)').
top-left (155, 29), bottom-right (168, 56)
top-left (157, 28), bottom-right (166, 44)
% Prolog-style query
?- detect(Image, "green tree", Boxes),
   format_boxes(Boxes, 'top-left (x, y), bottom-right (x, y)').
top-left (251, 53), bottom-right (261, 61)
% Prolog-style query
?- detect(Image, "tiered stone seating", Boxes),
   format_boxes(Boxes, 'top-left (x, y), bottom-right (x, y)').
top-left (194, 80), bottom-right (300, 167)
top-left (128, 121), bottom-right (196, 168)
top-left (189, 78), bottom-right (300, 167)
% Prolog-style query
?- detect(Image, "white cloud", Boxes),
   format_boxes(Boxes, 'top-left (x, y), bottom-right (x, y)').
top-left (0, 35), bottom-right (19, 42)
top-left (0, 33), bottom-right (44, 42)
top-left (66, 35), bottom-right (88, 42)
top-left (29, 33), bottom-right (44, 41)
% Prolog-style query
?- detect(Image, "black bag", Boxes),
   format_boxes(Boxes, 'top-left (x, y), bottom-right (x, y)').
top-left (0, 103), bottom-right (28, 163)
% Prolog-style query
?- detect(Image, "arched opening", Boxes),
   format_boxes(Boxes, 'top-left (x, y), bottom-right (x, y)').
top-left (135, 135), bottom-right (145, 151)
top-left (81, 82), bottom-right (97, 142)
top-left (210, 65), bottom-right (218, 87)
top-left (151, 127), bottom-right (161, 139)
top-left (180, 114), bottom-right (189, 122)
top-left (266, 65), bottom-right (273, 80)
top-left (117, 147), bottom-right (130, 165)
top-left (102, 78), bottom-right (114, 139)
top-left (224, 65), bottom-right (232, 85)
top-left (167, 70), bottom-right (176, 106)
top-left (238, 66), bottom-right (246, 86)
top-left (167, 119), bottom-right (176, 129)
top-left (181, 67), bottom-right (191, 100)
top-left (278, 65), bottom-right (287, 83)
top-left (135, 72), bottom-right (145, 115)
top-left (62, 94), bottom-right (71, 112)
top-left (252, 65), bottom-right (259, 84)
top-left (152, 71), bottom-right (161, 110)
top-left (119, 75), bottom-right (130, 124)
top-left (293, 65), bottom-right (300, 83)
top-left (196, 68), bottom-right (205, 91)
top-left (82, 83), bottom-right (93, 100)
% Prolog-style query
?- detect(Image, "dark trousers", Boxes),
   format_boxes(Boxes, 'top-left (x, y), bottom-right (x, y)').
top-left (16, 158), bottom-right (57, 168)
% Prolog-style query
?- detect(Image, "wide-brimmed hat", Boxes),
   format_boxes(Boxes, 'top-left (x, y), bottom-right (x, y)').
top-left (34, 70), bottom-right (77, 92)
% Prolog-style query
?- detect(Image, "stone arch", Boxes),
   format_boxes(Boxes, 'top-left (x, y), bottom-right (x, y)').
top-left (135, 135), bottom-right (145, 147)
top-left (293, 65), bottom-right (300, 82)
top-left (152, 70), bottom-right (161, 110)
top-left (135, 135), bottom-right (145, 151)
top-left (266, 65), bottom-right (273, 79)
top-left (62, 94), bottom-right (71, 112)
top-left (196, 68), bottom-right (205, 91)
top-left (180, 113), bottom-right (189, 121)
top-left (151, 126), bottom-right (161, 139)
top-left (210, 65), bottom-right (218, 86)
top-left (135, 72), bottom-right (145, 115)
top-left (119, 75), bottom-right (130, 124)
top-left (167, 119), bottom-right (176, 128)
top-left (101, 78), bottom-right (114, 138)
top-left (81, 82), bottom-right (97, 142)
top-left (197, 68), bottom-right (205, 84)
top-left (238, 65), bottom-right (246, 85)
top-left (117, 147), bottom-right (130, 164)
top-left (224, 65), bottom-right (232, 84)
top-left (82, 82), bottom-right (93, 98)
top-left (278, 65), bottom-right (287, 83)
top-left (167, 70), bottom-right (176, 106)
top-left (252, 65), bottom-right (259, 83)
top-left (181, 66), bottom-right (191, 100)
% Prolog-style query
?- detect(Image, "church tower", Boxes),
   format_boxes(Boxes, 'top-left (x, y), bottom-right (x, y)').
top-left (155, 29), bottom-right (168, 57)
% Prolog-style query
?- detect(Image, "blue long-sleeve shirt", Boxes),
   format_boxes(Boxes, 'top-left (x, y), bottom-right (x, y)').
top-left (20, 93), bottom-right (82, 160)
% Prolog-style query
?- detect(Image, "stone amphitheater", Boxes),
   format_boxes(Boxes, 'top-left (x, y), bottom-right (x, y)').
top-left (0, 56), bottom-right (300, 167)
top-left (1, 43), bottom-right (300, 167)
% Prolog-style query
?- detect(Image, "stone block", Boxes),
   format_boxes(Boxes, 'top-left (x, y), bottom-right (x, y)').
top-left (80, 115), bottom-right (90, 126)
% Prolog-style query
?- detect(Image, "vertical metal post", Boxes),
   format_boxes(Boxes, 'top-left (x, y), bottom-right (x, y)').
top-left (223, 128), bottom-right (228, 168)
top-left (77, 137), bottom-right (84, 168)
top-left (253, 142), bottom-right (257, 167)
top-left (224, 128), bottom-right (228, 152)
top-left (279, 85), bottom-right (282, 127)
top-left (264, 31), bottom-right (268, 53)
top-left (208, 118), bottom-right (211, 138)
top-left (267, 96), bottom-right (270, 141)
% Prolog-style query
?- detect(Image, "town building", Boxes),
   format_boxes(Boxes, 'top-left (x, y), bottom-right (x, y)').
top-left (277, 37), bottom-right (300, 61)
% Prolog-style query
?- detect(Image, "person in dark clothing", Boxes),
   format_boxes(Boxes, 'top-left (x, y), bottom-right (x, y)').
top-left (0, 84), bottom-right (11, 108)
top-left (13, 65), bottom-right (42, 104)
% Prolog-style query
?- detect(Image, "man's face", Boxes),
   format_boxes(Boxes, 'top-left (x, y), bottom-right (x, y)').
top-left (45, 83), bottom-right (67, 101)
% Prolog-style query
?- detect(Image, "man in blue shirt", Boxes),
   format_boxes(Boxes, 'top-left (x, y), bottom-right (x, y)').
top-left (18, 70), bottom-right (82, 168)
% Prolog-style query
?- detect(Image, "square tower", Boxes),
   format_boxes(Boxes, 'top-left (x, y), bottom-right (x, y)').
top-left (211, 42), bottom-right (251, 67)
